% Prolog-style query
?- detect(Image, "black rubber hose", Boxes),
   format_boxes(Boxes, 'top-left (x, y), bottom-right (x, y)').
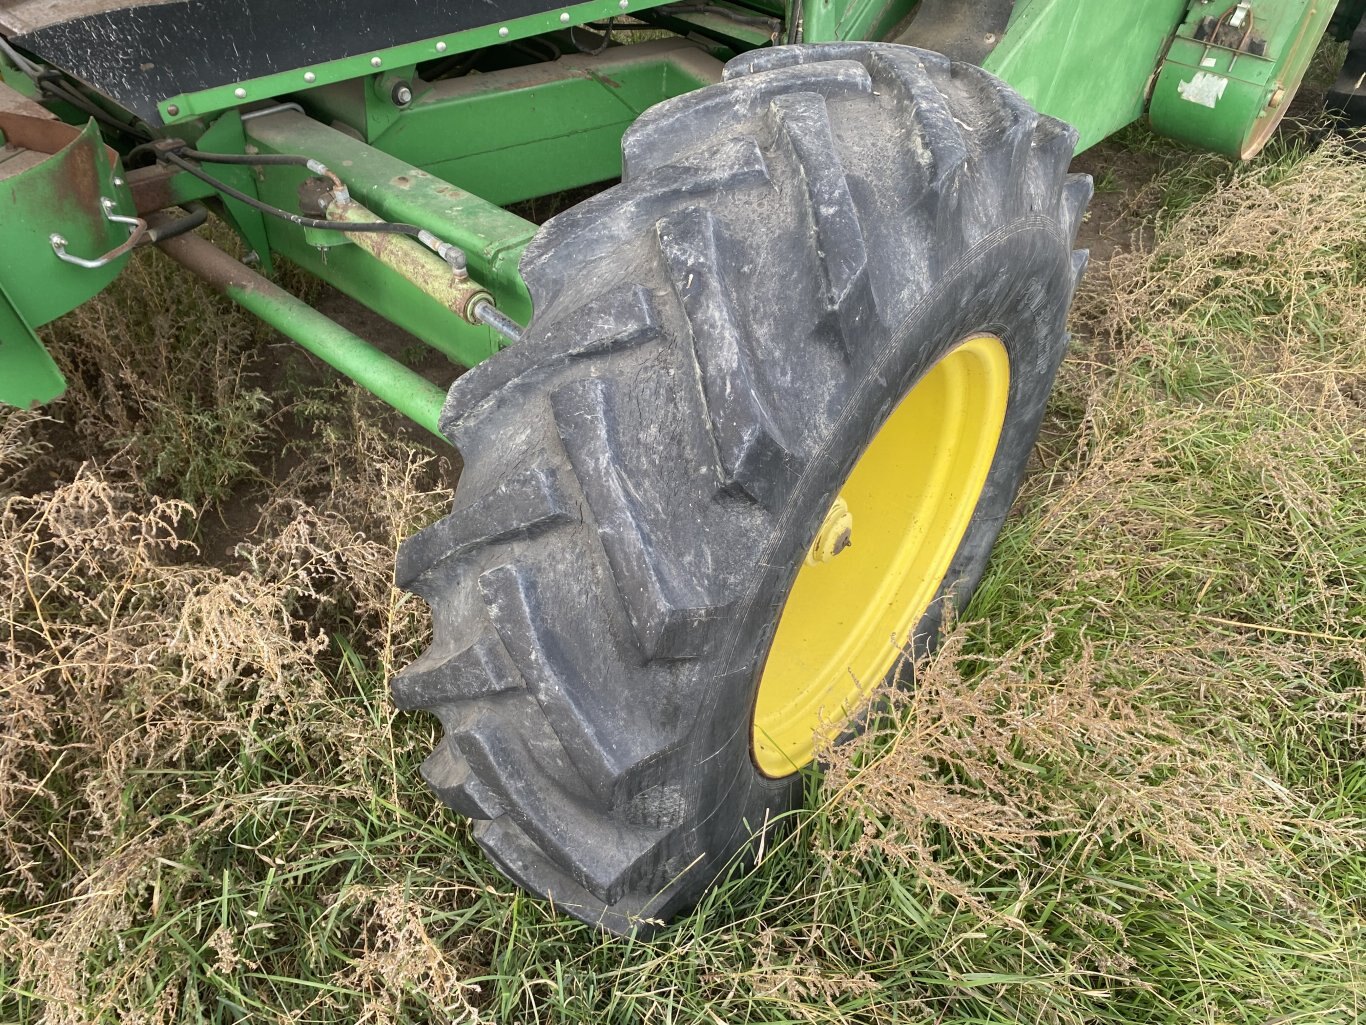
top-left (177, 148), bottom-right (316, 167)
top-left (160, 151), bottom-right (429, 238)
top-left (143, 202), bottom-right (208, 243)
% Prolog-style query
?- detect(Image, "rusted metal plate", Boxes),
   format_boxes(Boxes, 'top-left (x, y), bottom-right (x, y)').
top-left (0, 112), bottom-right (128, 325)
top-left (0, 0), bottom-right (176, 35)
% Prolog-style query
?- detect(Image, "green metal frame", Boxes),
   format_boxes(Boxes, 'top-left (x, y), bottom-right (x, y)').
top-left (155, 0), bottom-right (683, 126)
top-left (0, 0), bottom-right (1348, 427)
top-left (0, 113), bottom-right (128, 407)
top-left (1150, 0), bottom-right (1339, 157)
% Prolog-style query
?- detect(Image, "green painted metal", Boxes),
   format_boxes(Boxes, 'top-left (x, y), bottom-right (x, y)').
top-left (367, 39), bottom-right (724, 206)
top-left (0, 53), bottom-right (41, 102)
top-left (243, 108), bottom-right (539, 368)
top-left (800, 0), bottom-right (918, 44)
top-left (0, 116), bottom-right (131, 327)
top-left (0, 278), bottom-right (64, 408)
top-left (2, 0), bottom-right (1344, 428)
top-left (209, 258), bottom-right (447, 438)
top-left (156, 0), bottom-right (680, 126)
top-left (1150, 0), bottom-right (1338, 158)
top-left (983, 0), bottom-right (1190, 153)
top-left (642, 3), bottom-right (781, 50)
top-left (192, 112), bottom-right (276, 272)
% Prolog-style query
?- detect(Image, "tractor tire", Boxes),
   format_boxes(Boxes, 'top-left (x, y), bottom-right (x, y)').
top-left (395, 42), bottom-right (1090, 935)
top-left (1327, 9), bottom-right (1366, 143)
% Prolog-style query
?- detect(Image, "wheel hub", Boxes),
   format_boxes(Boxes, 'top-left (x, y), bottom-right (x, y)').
top-left (750, 334), bottom-right (1011, 777)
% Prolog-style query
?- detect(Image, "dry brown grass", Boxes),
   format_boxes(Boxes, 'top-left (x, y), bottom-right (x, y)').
top-left (2, 134), bottom-right (1364, 1024)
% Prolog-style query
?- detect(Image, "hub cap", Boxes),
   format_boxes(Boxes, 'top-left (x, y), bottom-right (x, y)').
top-left (751, 334), bottom-right (1011, 777)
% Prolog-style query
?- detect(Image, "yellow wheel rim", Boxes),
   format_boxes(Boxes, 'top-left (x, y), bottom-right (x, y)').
top-left (751, 334), bottom-right (1011, 777)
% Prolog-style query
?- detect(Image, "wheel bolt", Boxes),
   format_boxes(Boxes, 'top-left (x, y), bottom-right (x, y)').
top-left (806, 497), bottom-right (854, 565)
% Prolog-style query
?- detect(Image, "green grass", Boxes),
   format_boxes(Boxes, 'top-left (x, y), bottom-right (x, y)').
top-left (3, 129), bottom-right (1364, 1022)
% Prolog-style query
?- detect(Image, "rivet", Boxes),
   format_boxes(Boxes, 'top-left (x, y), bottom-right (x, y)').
top-left (234, 87), bottom-right (247, 99)
top-left (436, 40), bottom-right (447, 52)
top-left (498, 26), bottom-right (509, 37)
top-left (112, 176), bottom-right (125, 187)
top-left (560, 11), bottom-right (571, 22)
top-left (166, 104), bottom-right (180, 117)
top-left (371, 56), bottom-right (382, 67)
top-left (303, 71), bottom-right (316, 83)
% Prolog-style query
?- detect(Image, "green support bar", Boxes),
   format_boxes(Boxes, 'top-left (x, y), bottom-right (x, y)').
top-left (154, 226), bottom-right (447, 439)
top-left (244, 108), bottom-right (539, 368)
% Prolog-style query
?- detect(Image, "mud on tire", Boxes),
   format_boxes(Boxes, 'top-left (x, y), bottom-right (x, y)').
top-left (394, 42), bottom-right (1091, 934)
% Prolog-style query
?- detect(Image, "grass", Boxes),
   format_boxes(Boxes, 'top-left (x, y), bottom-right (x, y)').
top-left (3, 120), bottom-right (1365, 1022)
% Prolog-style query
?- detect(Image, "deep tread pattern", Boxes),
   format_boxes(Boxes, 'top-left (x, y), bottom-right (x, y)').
top-left (391, 630), bottom-right (525, 709)
top-left (622, 60), bottom-right (873, 177)
top-left (476, 564), bottom-right (663, 797)
top-left (864, 49), bottom-right (966, 189)
top-left (563, 285), bottom-right (660, 360)
top-left (766, 91), bottom-right (876, 348)
top-left (396, 42), bottom-right (1091, 935)
top-left (1072, 249), bottom-right (1090, 291)
top-left (523, 134), bottom-right (775, 307)
top-left (451, 712), bottom-right (669, 904)
top-left (552, 377), bottom-right (727, 659)
top-left (395, 467), bottom-right (574, 592)
top-left (1061, 174), bottom-right (1093, 246)
top-left (421, 741), bottom-right (505, 819)
top-left (658, 207), bottom-right (797, 506)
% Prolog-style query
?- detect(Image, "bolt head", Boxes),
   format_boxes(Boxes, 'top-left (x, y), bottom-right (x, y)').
top-left (560, 11), bottom-right (571, 22)
top-left (166, 103), bottom-right (180, 117)
top-left (233, 87), bottom-right (247, 99)
top-left (436, 40), bottom-right (447, 52)
top-left (498, 26), bottom-right (509, 37)
top-left (370, 56), bottom-right (382, 67)
top-left (303, 71), bottom-right (316, 83)
top-left (619, 0), bottom-right (628, 8)
top-left (394, 84), bottom-right (413, 106)
top-left (807, 497), bottom-right (855, 565)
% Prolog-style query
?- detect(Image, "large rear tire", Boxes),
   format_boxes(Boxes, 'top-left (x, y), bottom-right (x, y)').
top-left (395, 42), bottom-right (1090, 935)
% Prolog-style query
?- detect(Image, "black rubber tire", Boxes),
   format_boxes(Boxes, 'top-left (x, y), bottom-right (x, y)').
top-left (394, 42), bottom-right (1091, 935)
top-left (1327, 9), bottom-right (1366, 142)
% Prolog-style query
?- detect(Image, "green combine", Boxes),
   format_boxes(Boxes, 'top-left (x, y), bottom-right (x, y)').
top-left (1, 0), bottom-right (1360, 934)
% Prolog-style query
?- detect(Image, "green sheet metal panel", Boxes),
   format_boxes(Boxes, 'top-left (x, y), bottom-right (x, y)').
top-left (0, 111), bottom-right (134, 407)
top-left (370, 40), bottom-right (723, 207)
top-left (0, 115), bottom-right (129, 326)
top-left (984, 0), bottom-right (1190, 152)
top-left (0, 277), bottom-right (64, 408)
top-left (801, 0), bottom-right (921, 45)
top-left (1150, 0), bottom-right (1338, 158)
